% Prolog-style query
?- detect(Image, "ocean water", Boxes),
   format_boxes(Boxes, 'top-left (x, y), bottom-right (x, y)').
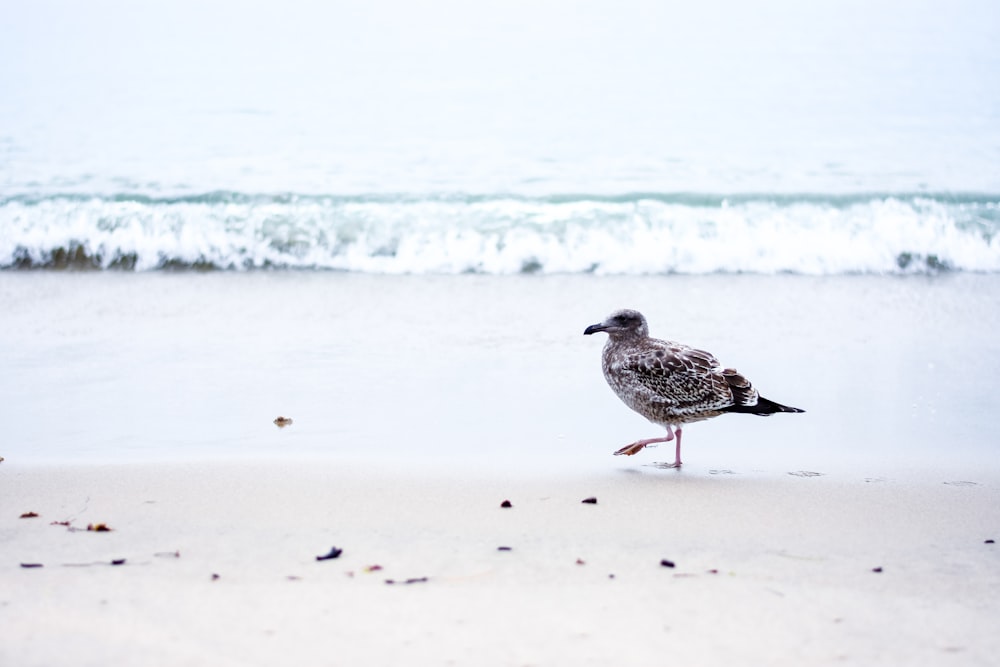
top-left (2, 1), bottom-right (999, 275)
top-left (3, 192), bottom-right (999, 274)
top-left (2, 1), bottom-right (998, 274)
top-left (1, 1), bottom-right (999, 471)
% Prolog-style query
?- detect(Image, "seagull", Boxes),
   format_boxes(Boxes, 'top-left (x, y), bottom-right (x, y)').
top-left (584, 309), bottom-right (804, 467)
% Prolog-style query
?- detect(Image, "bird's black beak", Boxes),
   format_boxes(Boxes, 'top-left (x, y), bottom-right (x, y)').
top-left (583, 323), bottom-right (606, 336)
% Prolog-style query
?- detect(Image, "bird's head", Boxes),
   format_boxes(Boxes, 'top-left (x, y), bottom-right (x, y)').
top-left (583, 309), bottom-right (649, 340)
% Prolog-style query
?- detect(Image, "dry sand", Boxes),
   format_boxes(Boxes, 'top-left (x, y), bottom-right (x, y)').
top-left (2, 460), bottom-right (998, 666)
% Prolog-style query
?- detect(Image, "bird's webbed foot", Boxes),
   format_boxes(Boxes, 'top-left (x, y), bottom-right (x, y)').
top-left (612, 432), bottom-right (673, 457)
top-left (613, 441), bottom-right (653, 456)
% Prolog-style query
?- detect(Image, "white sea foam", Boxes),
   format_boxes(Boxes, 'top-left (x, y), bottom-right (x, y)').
top-left (1, 194), bottom-right (997, 274)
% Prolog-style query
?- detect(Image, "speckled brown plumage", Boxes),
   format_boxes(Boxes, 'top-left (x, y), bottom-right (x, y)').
top-left (584, 309), bottom-right (803, 466)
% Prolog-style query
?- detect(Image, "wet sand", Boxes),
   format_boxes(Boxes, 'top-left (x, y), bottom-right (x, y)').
top-left (2, 271), bottom-right (998, 473)
top-left (3, 461), bottom-right (999, 666)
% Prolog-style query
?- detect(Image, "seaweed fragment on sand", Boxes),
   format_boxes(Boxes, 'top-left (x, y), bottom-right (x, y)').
top-left (20, 511), bottom-right (39, 519)
top-left (385, 577), bottom-right (428, 585)
top-left (273, 416), bottom-right (293, 428)
top-left (316, 546), bottom-right (343, 561)
top-left (660, 559), bottom-right (676, 568)
top-left (87, 523), bottom-right (112, 532)
top-left (581, 497), bottom-right (598, 504)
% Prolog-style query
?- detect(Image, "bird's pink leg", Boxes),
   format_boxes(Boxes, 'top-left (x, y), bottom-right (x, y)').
top-left (660, 427), bottom-right (684, 468)
top-left (614, 425), bottom-right (674, 456)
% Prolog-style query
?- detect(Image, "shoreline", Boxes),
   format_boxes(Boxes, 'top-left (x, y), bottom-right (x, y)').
top-left (4, 272), bottom-right (999, 474)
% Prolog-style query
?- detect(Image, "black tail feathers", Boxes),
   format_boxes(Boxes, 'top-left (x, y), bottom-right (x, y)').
top-left (722, 396), bottom-right (805, 416)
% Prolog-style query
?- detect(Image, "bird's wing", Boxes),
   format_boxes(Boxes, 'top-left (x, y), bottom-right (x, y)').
top-left (610, 340), bottom-right (736, 412)
top-left (719, 366), bottom-right (759, 407)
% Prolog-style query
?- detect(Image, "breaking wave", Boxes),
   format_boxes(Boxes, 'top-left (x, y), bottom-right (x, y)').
top-left (1, 192), bottom-right (998, 274)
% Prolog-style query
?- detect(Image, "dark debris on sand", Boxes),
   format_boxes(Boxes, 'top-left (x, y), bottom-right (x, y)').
top-left (385, 577), bottom-right (428, 585)
top-left (316, 546), bottom-right (343, 561)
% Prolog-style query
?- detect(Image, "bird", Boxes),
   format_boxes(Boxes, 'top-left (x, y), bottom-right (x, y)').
top-left (583, 308), bottom-right (803, 467)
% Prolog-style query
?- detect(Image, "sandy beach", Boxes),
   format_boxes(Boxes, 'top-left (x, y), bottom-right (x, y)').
top-left (3, 460), bottom-right (998, 666)
top-left (3, 273), bottom-right (999, 665)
